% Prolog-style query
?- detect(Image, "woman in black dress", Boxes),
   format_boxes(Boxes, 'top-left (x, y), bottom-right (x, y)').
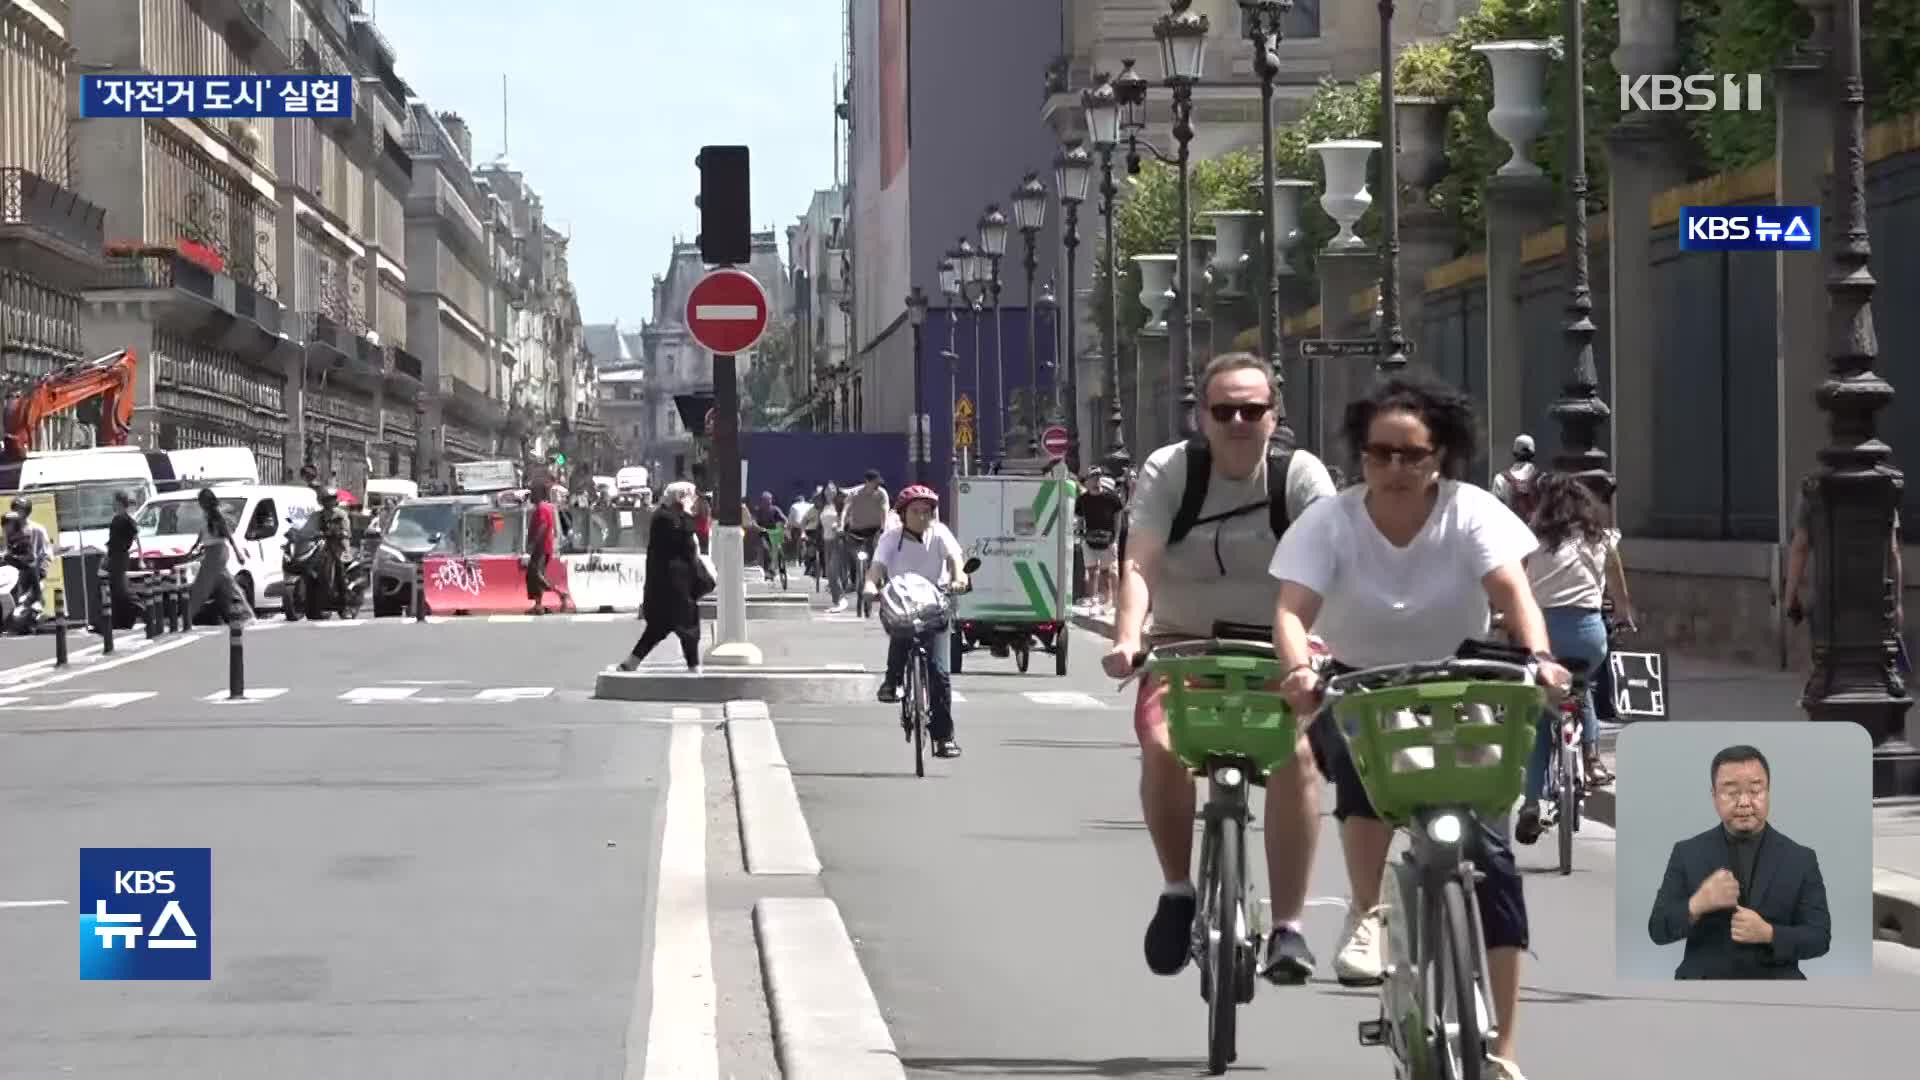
top-left (617, 481), bottom-right (706, 672)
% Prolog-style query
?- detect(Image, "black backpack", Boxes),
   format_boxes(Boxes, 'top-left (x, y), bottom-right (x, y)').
top-left (1167, 438), bottom-right (1296, 547)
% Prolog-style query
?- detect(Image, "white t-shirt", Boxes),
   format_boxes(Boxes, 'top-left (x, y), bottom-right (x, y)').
top-left (873, 521), bottom-right (962, 587)
top-left (789, 499), bottom-right (811, 527)
top-left (819, 506), bottom-right (841, 541)
top-left (1269, 481), bottom-right (1538, 669)
top-left (1525, 529), bottom-right (1616, 611)
top-left (1128, 440), bottom-right (1336, 637)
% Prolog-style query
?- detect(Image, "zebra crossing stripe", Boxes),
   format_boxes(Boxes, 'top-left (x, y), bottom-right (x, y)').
top-left (340, 687), bottom-right (419, 704)
top-left (473, 687), bottom-right (554, 703)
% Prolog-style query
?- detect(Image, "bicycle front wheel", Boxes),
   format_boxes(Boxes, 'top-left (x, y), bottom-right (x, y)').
top-left (911, 652), bottom-right (928, 778)
top-left (1556, 743), bottom-right (1578, 875)
top-left (1428, 878), bottom-right (1484, 1080)
top-left (1204, 814), bottom-right (1241, 1074)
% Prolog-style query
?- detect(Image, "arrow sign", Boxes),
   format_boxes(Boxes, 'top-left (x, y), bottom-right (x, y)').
top-left (1298, 338), bottom-right (1417, 360)
top-left (685, 268), bottom-right (770, 355)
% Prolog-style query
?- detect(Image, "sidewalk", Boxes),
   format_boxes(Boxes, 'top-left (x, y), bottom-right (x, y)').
top-left (1068, 607), bottom-right (1920, 950)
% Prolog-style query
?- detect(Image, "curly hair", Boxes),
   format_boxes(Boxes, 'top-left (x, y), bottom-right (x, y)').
top-left (1341, 367), bottom-right (1479, 480)
top-left (1527, 470), bottom-right (1609, 550)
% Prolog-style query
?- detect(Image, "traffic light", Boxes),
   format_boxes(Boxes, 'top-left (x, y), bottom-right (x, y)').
top-left (695, 145), bottom-right (751, 266)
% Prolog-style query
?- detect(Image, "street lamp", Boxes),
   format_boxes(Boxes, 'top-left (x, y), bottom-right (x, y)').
top-left (978, 205), bottom-right (1010, 462)
top-left (906, 285), bottom-right (929, 484)
top-left (1801, 0), bottom-right (1915, 790)
top-left (959, 236), bottom-right (986, 475)
top-left (1054, 141), bottom-right (1092, 457)
top-left (1546, 0), bottom-right (1608, 494)
top-left (1241, 1), bottom-right (1294, 436)
top-left (939, 254), bottom-right (963, 477)
top-left (1083, 70), bottom-right (1127, 473)
top-left (1375, 0), bottom-right (1409, 371)
top-left (1013, 173), bottom-right (1048, 455)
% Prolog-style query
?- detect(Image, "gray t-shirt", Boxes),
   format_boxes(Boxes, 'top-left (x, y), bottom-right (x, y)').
top-left (1129, 441), bottom-right (1336, 637)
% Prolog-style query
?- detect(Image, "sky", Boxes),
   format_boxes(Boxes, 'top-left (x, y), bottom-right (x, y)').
top-left (369, 0), bottom-right (844, 328)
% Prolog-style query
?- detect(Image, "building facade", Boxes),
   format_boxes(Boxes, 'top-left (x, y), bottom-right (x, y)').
top-left (583, 321), bottom-right (645, 468)
top-left (477, 160), bottom-right (584, 464)
top-left (780, 187), bottom-right (849, 432)
top-left (0, 0), bottom-right (106, 454)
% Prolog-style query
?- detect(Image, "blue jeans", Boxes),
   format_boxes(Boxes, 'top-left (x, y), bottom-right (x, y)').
top-left (1525, 606), bottom-right (1608, 800)
top-left (885, 628), bottom-right (954, 741)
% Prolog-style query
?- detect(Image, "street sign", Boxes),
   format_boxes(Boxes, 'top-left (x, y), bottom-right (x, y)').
top-left (1041, 425), bottom-right (1070, 459)
top-left (1298, 337), bottom-right (1417, 360)
top-left (685, 268), bottom-right (770, 355)
top-left (955, 394), bottom-right (975, 420)
top-left (954, 419), bottom-right (976, 450)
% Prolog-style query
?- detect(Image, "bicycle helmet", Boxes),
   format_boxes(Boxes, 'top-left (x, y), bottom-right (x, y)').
top-left (895, 484), bottom-right (939, 511)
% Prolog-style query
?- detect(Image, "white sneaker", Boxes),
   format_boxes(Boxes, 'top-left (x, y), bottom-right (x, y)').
top-left (830, 599), bottom-right (848, 613)
top-left (1333, 905), bottom-right (1386, 985)
top-left (1487, 1055), bottom-right (1528, 1080)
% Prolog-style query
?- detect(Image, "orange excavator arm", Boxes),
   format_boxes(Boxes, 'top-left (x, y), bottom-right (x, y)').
top-left (1, 349), bottom-right (138, 459)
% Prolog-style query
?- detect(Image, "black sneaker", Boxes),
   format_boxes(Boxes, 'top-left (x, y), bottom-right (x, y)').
top-left (877, 683), bottom-right (900, 704)
top-left (933, 740), bottom-right (961, 758)
top-left (1515, 801), bottom-right (1543, 845)
top-left (1260, 925), bottom-right (1316, 985)
top-left (1144, 891), bottom-right (1197, 976)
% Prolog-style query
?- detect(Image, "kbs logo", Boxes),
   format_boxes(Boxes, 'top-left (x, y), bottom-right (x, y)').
top-left (1678, 207), bottom-right (1820, 252)
top-left (79, 848), bottom-right (212, 980)
top-left (1620, 74), bottom-right (1764, 112)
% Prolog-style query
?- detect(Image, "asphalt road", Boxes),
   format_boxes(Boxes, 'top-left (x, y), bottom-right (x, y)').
top-left (0, 615), bottom-right (716, 1079)
top-left (776, 621), bottom-right (1920, 1080)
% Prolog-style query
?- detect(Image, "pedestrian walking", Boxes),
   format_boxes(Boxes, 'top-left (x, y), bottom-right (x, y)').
top-left (105, 489), bottom-right (140, 630)
top-left (185, 487), bottom-right (252, 625)
top-left (617, 481), bottom-right (710, 672)
top-left (522, 481), bottom-right (573, 615)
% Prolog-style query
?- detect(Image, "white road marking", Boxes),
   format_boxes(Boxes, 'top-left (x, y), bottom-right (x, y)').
top-left (632, 722), bottom-right (716, 1079)
top-left (949, 691), bottom-right (967, 703)
top-left (65, 692), bottom-right (157, 710)
top-left (202, 688), bottom-right (290, 703)
top-left (693, 303), bottom-right (757, 320)
top-left (0, 642), bottom-right (107, 683)
top-left (0, 899), bottom-right (67, 909)
top-left (571, 612), bottom-right (623, 622)
top-left (1023, 690), bottom-right (1105, 708)
top-left (488, 614), bottom-right (535, 623)
top-left (0, 696), bottom-right (28, 707)
top-left (472, 687), bottom-right (554, 703)
top-left (339, 686), bottom-right (420, 704)
top-left (671, 706), bottom-right (702, 722)
top-left (3, 632), bottom-right (208, 694)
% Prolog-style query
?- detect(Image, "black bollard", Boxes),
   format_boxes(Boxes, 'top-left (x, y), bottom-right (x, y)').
top-left (412, 563), bottom-right (426, 622)
top-left (145, 587), bottom-right (161, 639)
top-left (228, 621), bottom-right (244, 699)
top-left (99, 577), bottom-right (114, 655)
top-left (53, 588), bottom-right (68, 668)
top-left (162, 580), bottom-right (178, 633)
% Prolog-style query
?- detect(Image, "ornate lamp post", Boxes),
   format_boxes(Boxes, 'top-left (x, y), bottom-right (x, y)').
top-left (906, 285), bottom-right (929, 485)
top-left (1013, 173), bottom-right (1048, 455)
top-left (1800, 0), bottom-right (1915, 790)
top-left (957, 236), bottom-right (984, 475)
top-left (1082, 72), bottom-right (1128, 472)
top-left (979, 205), bottom-right (1010, 462)
top-left (939, 254), bottom-right (962, 476)
top-left (1546, 0), bottom-right (1608, 493)
top-left (1241, 0), bottom-right (1292, 413)
top-left (1054, 141), bottom-right (1093, 452)
top-left (1375, 0), bottom-right (1409, 371)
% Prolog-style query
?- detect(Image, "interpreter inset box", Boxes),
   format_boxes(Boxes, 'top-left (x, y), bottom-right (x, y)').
top-left (1612, 722), bottom-right (1871, 979)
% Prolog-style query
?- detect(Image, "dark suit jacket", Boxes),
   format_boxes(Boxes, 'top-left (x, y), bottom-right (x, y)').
top-left (1647, 823), bottom-right (1831, 979)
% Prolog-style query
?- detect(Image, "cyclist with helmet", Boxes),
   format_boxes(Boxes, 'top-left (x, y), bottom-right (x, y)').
top-left (862, 485), bottom-right (970, 758)
top-left (292, 487), bottom-right (353, 614)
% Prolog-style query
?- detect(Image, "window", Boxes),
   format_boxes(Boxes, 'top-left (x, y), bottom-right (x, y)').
top-left (247, 499), bottom-right (279, 539)
top-left (1239, 0), bottom-right (1320, 39)
top-left (136, 496), bottom-right (244, 538)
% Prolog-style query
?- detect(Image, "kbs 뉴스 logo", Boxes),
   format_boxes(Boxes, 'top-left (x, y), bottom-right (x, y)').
top-left (79, 847), bottom-right (212, 980)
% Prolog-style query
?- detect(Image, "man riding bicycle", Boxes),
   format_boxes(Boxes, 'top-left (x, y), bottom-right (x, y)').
top-left (841, 469), bottom-right (891, 590)
top-left (1099, 352), bottom-right (1338, 986)
top-left (863, 485), bottom-right (969, 759)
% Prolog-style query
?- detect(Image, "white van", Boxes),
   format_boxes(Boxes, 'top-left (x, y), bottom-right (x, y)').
top-left (167, 447), bottom-right (260, 486)
top-left (17, 447), bottom-right (165, 553)
top-left (132, 483), bottom-right (321, 612)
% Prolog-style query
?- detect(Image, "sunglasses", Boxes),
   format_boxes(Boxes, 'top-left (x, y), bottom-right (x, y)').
top-left (1207, 402), bottom-right (1273, 423)
top-left (1361, 443), bottom-right (1438, 467)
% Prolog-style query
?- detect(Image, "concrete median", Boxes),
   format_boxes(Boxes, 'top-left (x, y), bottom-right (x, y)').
top-left (594, 664), bottom-right (877, 705)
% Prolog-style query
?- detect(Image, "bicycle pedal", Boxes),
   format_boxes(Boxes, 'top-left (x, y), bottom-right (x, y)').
top-left (1356, 1019), bottom-right (1387, 1046)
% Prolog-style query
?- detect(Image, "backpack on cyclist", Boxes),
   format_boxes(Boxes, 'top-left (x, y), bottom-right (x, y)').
top-left (1166, 437), bottom-right (1297, 547)
top-left (877, 573), bottom-right (948, 638)
top-left (1500, 465), bottom-right (1540, 522)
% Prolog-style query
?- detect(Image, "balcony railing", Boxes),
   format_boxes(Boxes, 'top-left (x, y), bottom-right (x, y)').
top-left (1, 168), bottom-right (107, 258)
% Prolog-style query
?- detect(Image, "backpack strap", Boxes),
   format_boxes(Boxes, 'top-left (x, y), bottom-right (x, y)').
top-left (1166, 438), bottom-right (1212, 545)
top-left (1266, 447), bottom-right (1295, 537)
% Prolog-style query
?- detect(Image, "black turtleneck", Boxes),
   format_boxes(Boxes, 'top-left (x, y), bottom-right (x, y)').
top-left (1725, 824), bottom-right (1764, 898)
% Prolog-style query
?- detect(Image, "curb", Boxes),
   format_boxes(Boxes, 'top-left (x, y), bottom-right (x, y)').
top-left (754, 897), bottom-right (905, 1080)
top-left (595, 667), bottom-right (879, 705)
top-left (723, 700), bottom-right (822, 876)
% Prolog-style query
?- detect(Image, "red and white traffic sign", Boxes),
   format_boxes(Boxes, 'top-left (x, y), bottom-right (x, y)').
top-left (1041, 425), bottom-right (1071, 459)
top-left (685, 268), bottom-right (770, 355)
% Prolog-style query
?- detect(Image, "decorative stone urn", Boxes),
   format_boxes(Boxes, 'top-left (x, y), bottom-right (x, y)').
top-left (1189, 233), bottom-right (1216, 297)
top-left (1472, 41), bottom-right (1551, 177)
top-left (1308, 141), bottom-right (1380, 251)
top-left (1264, 179), bottom-right (1317, 274)
top-left (1133, 254), bottom-right (1177, 334)
top-left (1201, 210), bottom-right (1257, 293)
top-left (1394, 97), bottom-right (1453, 205)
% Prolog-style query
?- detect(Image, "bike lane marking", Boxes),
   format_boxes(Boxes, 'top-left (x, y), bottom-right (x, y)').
top-left (632, 721), bottom-right (718, 1078)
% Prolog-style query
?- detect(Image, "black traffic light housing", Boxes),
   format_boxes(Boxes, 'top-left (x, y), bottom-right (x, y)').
top-left (695, 145), bottom-right (751, 267)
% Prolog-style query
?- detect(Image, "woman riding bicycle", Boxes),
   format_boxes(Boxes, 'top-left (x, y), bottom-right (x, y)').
top-left (1267, 371), bottom-right (1570, 1080)
top-left (862, 485), bottom-right (969, 759)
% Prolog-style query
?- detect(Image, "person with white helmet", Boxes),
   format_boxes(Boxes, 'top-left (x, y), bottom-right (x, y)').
top-left (1491, 434), bottom-right (1540, 520)
top-left (862, 484), bottom-right (969, 758)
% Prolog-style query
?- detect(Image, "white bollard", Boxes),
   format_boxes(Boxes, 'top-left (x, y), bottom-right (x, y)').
top-left (705, 524), bottom-right (763, 666)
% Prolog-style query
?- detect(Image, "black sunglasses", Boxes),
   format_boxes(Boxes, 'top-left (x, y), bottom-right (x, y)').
top-left (1207, 402), bottom-right (1273, 423)
top-left (1361, 442), bottom-right (1438, 467)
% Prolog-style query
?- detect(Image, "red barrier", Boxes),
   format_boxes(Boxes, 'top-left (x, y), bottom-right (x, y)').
top-left (421, 555), bottom-right (572, 615)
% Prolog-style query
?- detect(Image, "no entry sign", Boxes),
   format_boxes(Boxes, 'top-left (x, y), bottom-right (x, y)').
top-left (1041, 425), bottom-right (1071, 458)
top-left (685, 268), bottom-right (770, 355)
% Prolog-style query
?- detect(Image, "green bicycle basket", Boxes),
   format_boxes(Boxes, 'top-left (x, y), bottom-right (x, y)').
top-left (1331, 680), bottom-right (1544, 822)
top-left (1148, 654), bottom-right (1298, 773)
